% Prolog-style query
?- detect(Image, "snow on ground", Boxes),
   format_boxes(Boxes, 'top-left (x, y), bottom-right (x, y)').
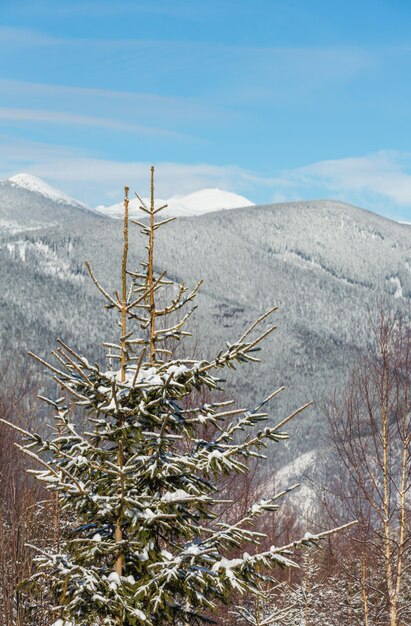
top-left (0, 218), bottom-right (49, 234)
top-left (96, 188), bottom-right (255, 218)
top-left (265, 449), bottom-right (318, 517)
top-left (4, 239), bottom-right (83, 283)
top-left (388, 275), bottom-right (404, 299)
top-left (274, 449), bottom-right (317, 488)
top-left (8, 173), bottom-right (87, 208)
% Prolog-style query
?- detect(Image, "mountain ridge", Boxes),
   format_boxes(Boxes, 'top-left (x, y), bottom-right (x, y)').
top-left (0, 177), bottom-right (101, 233)
top-left (0, 183), bottom-right (409, 475)
top-left (6, 173), bottom-right (87, 209)
top-left (2, 172), bottom-right (408, 226)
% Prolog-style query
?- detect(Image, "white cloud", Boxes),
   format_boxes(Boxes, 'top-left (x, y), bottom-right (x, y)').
top-left (0, 138), bottom-right (267, 204)
top-left (1, 138), bottom-right (410, 220)
top-left (281, 151), bottom-right (411, 214)
top-left (42, 160), bottom-right (268, 204)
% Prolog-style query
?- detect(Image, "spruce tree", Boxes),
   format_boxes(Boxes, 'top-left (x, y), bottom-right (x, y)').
top-left (2, 168), bottom-right (352, 625)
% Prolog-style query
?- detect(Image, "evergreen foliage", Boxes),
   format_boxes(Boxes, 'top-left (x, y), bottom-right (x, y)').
top-left (1, 169), bottom-right (351, 625)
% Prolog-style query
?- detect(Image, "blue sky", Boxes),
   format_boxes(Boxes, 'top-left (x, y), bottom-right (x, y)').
top-left (1, 0), bottom-right (411, 220)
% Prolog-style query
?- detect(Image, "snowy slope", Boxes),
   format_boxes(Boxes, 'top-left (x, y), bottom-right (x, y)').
top-left (8, 173), bottom-right (87, 209)
top-left (0, 175), bottom-right (100, 233)
top-left (0, 195), bottom-right (409, 478)
top-left (96, 188), bottom-right (255, 218)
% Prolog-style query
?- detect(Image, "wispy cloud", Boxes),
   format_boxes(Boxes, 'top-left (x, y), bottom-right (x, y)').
top-left (0, 26), bottom-right (59, 46)
top-left (0, 26), bottom-right (373, 105)
top-left (0, 138), bottom-right (269, 204)
top-left (0, 78), bottom-right (227, 124)
top-left (278, 151), bottom-right (411, 215)
top-left (0, 107), bottom-right (193, 139)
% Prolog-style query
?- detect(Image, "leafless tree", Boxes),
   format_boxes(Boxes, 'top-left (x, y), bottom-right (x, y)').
top-left (0, 363), bottom-right (54, 625)
top-left (324, 308), bottom-right (411, 626)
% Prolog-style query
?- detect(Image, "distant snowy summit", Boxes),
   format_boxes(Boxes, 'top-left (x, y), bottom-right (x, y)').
top-left (95, 188), bottom-right (255, 218)
top-left (6, 173), bottom-right (87, 209)
top-left (3, 174), bottom-right (255, 218)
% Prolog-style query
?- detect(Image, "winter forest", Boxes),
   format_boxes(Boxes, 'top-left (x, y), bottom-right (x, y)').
top-left (2, 2), bottom-right (411, 624)
top-left (0, 166), bottom-right (410, 626)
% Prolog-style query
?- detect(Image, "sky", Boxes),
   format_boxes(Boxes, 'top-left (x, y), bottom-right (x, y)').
top-left (1, 0), bottom-right (411, 220)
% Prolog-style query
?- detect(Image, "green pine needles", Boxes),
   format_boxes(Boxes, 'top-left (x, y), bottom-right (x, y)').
top-left (2, 168), bottom-right (353, 625)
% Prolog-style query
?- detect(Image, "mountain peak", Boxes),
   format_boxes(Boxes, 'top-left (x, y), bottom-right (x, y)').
top-left (96, 187), bottom-right (255, 219)
top-left (8, 173), bottom-right (87, 208)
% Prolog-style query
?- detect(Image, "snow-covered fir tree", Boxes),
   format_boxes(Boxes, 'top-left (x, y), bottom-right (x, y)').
top-left (1, 168), bottom-right (352, 625)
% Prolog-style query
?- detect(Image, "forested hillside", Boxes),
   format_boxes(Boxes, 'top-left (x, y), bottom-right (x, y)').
top-left (1, 182), bottom-right (410, 468)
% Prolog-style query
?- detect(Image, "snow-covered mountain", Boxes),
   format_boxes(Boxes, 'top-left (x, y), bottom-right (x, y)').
top-left (2, 174), bottom-right (254, 221)
top-left (96, 188), bottom-right (255, 218)
top-left (0, 174), bottom-right (254, 230)
top-left (1, 188), bottom-right (410, 478)
top-left (0, 174), bottom-right (98, 233)
top-left (8, 173), bottom-right (87, 209)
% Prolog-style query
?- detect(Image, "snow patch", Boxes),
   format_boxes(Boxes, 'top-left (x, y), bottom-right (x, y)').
top-left (4, 239), bottom-right (83, 283)
top-left (283, 249), bottom-right (365, 288)
top-left (388, 275), bottom-right (403, 299)
top-left (6, 241), bottom-right (27, 261)
top-left (107, 572), bottom-right (121, 588)
top-left (267, 450), bottom-right (317, 517)
top-left (162, 489), bottom-right (192, 502)
top-left (275, 449), bottom-right (317, 487)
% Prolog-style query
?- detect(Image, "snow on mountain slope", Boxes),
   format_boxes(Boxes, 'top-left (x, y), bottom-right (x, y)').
top-left (8, 173), bottom-right (87, 208)
top-left (96, 188), bottom-right (254, 218)
top-left (0, 196), bottom-right (409, 477)
top-left (167, 189), bottom-right (255, 217)
top-left (0, 175), bottom-right (101, 233)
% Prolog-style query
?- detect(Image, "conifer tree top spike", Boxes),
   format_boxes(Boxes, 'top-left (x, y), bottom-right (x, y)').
top-left (148, 165), bottom-right (156, 365)
top-left (120, 184), bottom-right (129, 383)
